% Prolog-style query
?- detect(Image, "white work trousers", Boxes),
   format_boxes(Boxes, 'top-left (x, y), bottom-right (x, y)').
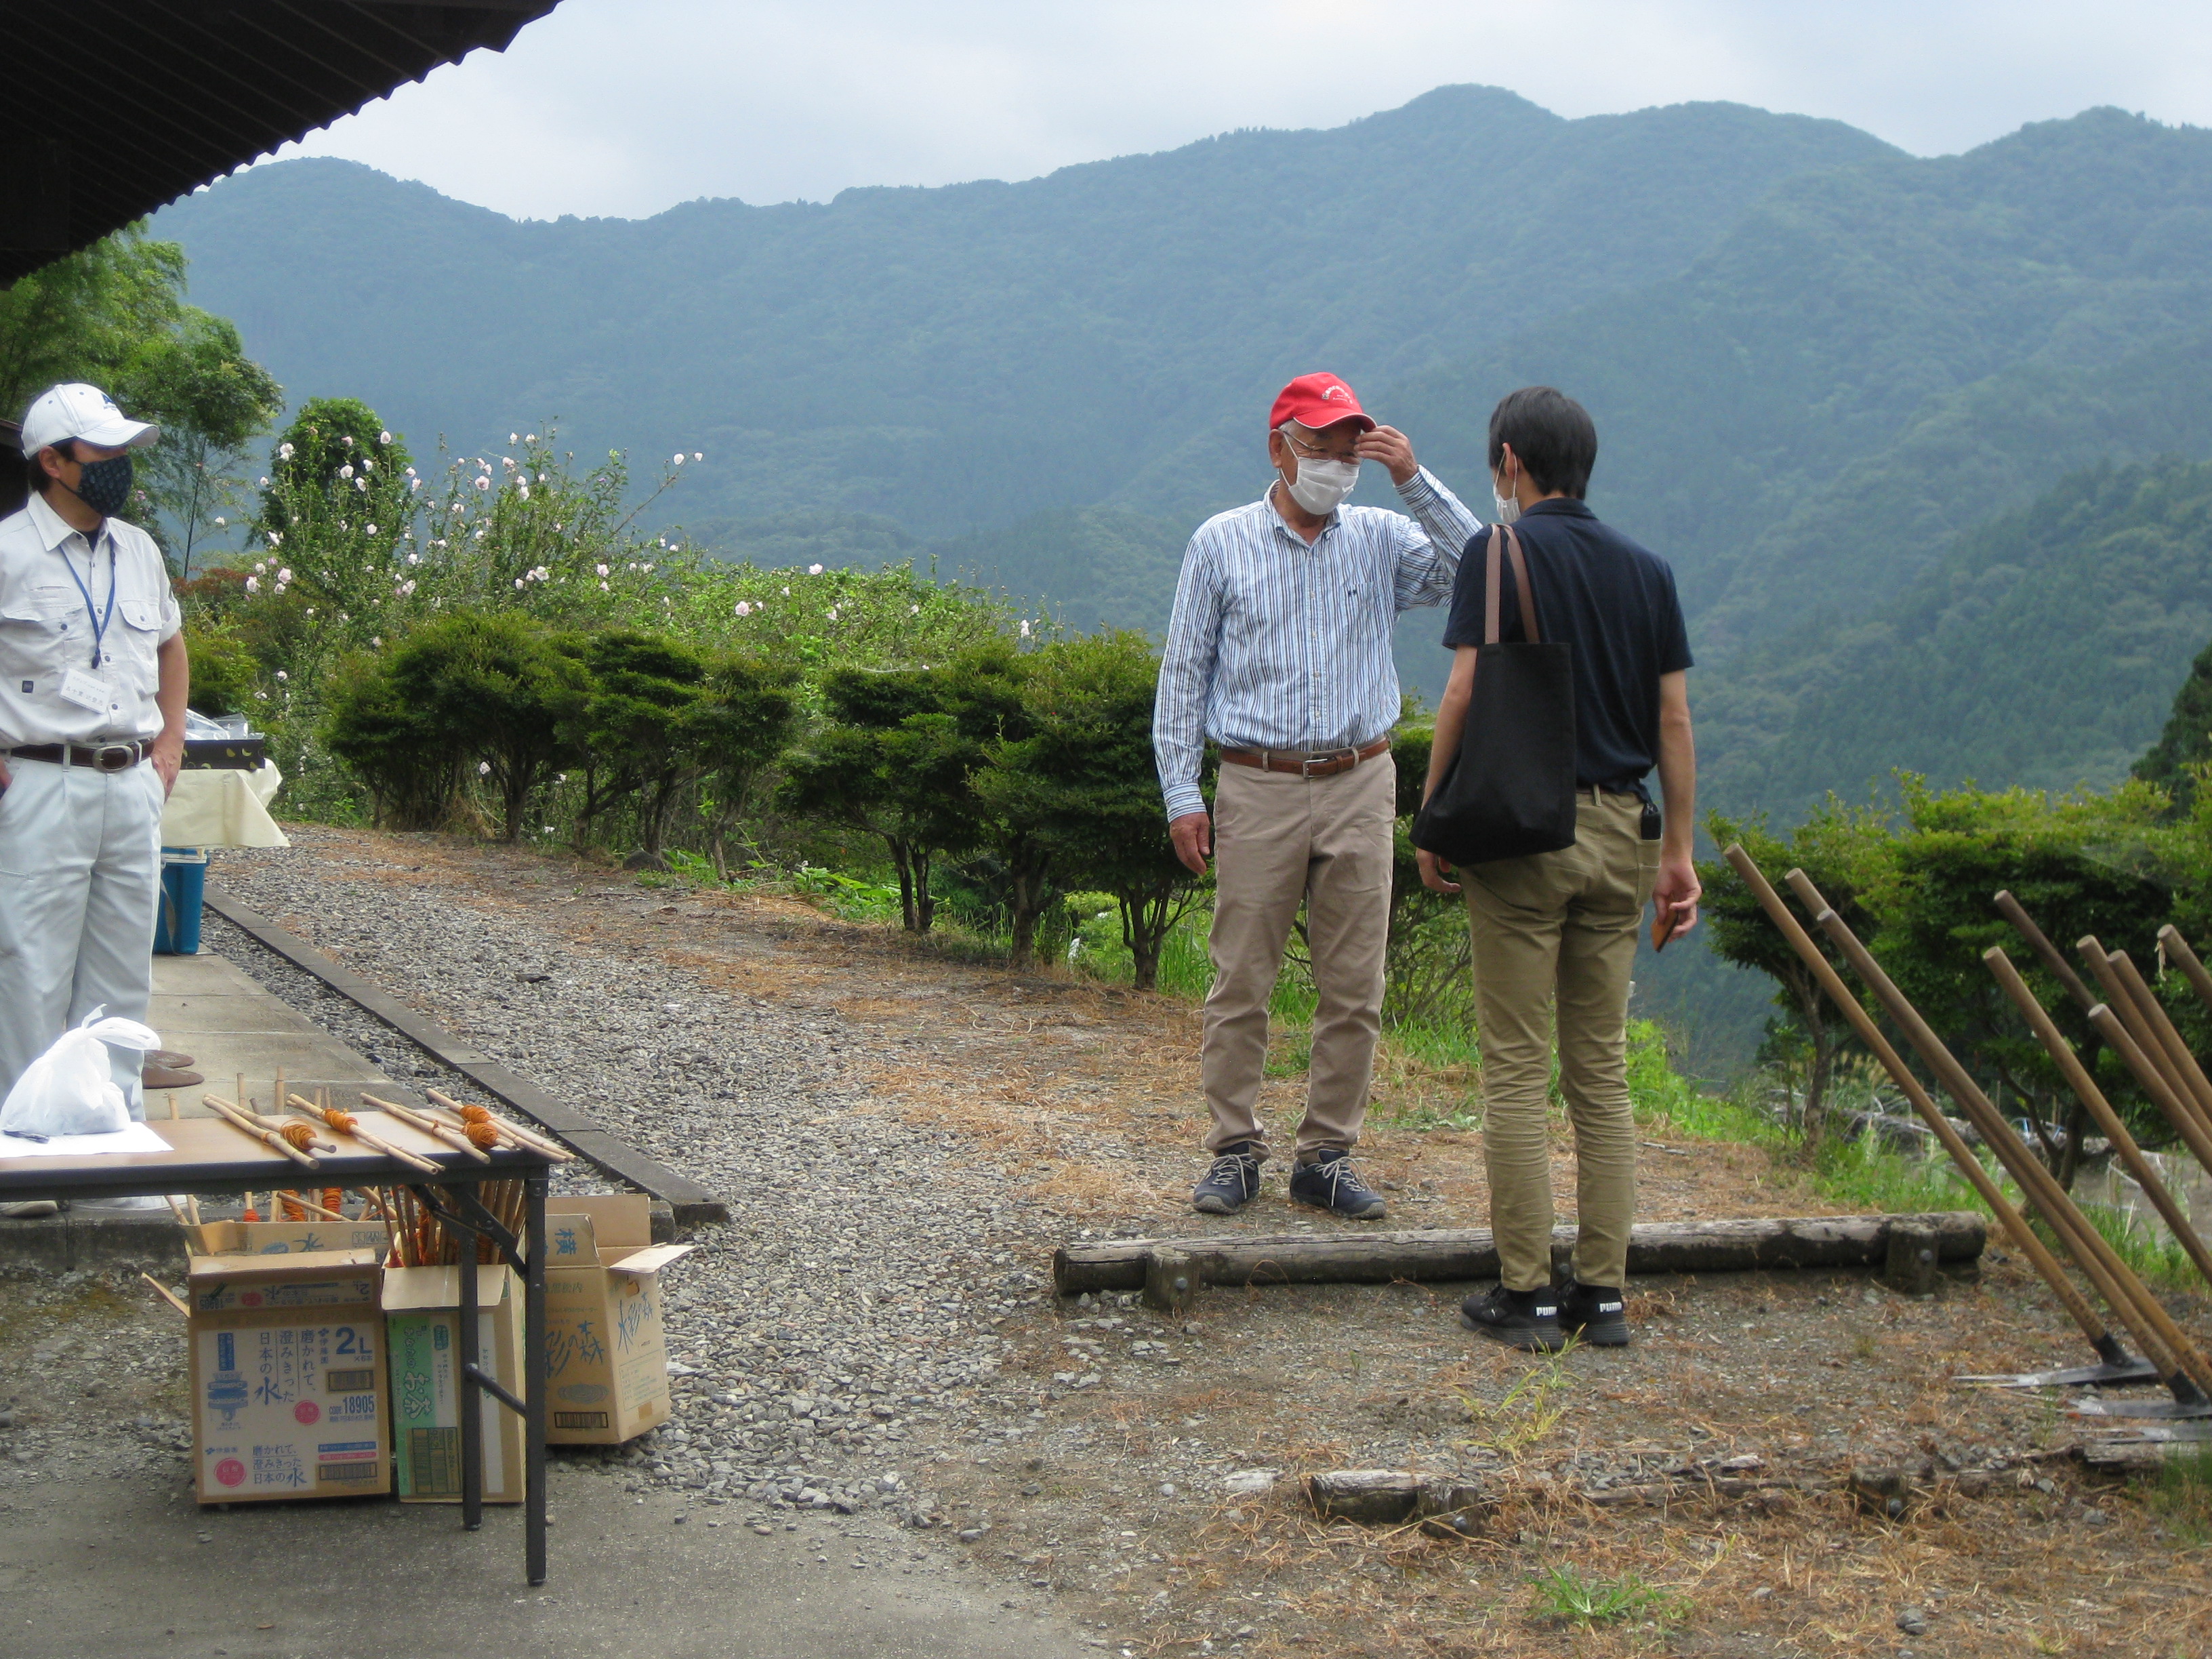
top-left (0, 758), bottom-right (163, 1120)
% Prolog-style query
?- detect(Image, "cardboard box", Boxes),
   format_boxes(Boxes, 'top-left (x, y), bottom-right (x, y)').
top-left (186, 1249), bottom-right (390, 1504)
top-left (544, 1197), bottom-right (694, 1446)
top-left (190, 1218), bottom-right (393, 1258)
top-left (383, 1264), bottom-right (525, 1504)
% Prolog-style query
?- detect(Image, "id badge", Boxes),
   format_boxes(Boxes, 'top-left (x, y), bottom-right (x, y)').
top-left (58, 666), bottom-right (111, 713)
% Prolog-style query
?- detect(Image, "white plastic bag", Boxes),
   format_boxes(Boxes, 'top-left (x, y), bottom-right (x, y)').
top-left (0, 1007), bottom-right (161, 1139)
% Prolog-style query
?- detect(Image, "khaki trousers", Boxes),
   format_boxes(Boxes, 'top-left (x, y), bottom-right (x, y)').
top-left (1465, 792), bottom-right (1656, 1291)
top-left (1201, 753), bottom-right (1395, 1160)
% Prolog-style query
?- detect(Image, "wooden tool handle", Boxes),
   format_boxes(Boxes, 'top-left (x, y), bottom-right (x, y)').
top-left (291, 1098), bottom-right (443, 1174)
top-left (362, 1094), bottom-right (492, 1163)
top-left (204, 1097), bottom-right (319, 1169)
top-left (425, 1088), bottom-right (575, 1161)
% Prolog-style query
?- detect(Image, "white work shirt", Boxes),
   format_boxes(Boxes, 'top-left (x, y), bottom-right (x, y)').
top-left (0, 491), bottom-right (181, 747)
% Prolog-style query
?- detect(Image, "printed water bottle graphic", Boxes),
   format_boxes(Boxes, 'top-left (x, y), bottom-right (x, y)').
top-left (207, 1331), bottom-right (248, 1425)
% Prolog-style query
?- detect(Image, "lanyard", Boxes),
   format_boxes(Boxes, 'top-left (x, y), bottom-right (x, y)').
top-left (57, 532), bottom-right (117, 670)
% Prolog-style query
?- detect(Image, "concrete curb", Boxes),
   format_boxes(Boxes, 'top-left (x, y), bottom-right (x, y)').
top-left (206, 884), bottom-right (729, 1226)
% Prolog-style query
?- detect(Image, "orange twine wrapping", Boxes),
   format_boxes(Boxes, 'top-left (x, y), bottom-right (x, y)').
top-left (464, 1121), bottom-right (500, 1150)
top-left (455, 1105), bottom-right (492, 1125)
top-left (280, 1122), bottom-right (316, 1151)
top-left (324, 1108), bottom-right (358, 1132)
top-left (322, 1188), bottom-right (344, 1214)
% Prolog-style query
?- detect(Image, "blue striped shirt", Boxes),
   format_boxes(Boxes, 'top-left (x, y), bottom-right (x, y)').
top-left (1153, 467), bottom-right (1483, 820)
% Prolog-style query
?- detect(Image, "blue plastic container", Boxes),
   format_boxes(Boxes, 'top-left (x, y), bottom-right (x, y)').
top-left (155, 847), bottom-right (208, 955)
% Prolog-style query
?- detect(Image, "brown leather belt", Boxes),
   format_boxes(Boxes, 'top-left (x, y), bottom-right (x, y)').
top-left (1219, 735), bottom-right (1391, 777)
top-left (7, 741), bottom-right (148, 773)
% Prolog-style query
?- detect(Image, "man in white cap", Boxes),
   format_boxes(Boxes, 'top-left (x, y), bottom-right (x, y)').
top-left (0, 383), bottom-right (188, 1157)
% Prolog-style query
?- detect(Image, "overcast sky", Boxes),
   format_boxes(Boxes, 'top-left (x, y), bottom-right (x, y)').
top-left (273, 0), bottom-right (2212, 222)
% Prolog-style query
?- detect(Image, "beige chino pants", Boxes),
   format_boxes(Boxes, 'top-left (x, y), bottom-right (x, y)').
top-left (1201, 753), bottom-right (1395, 1160)
top-left (1465, 792), bottom-right (1656, 1291)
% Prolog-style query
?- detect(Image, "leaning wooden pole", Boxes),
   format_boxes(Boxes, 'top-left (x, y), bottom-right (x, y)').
top-left (2084, 1006), bottom-right (2212, 1186)
top-left (1786, 869), bottom-right (2212, 1401)
top-left (2157, 925), bottom-right (2212, 1024)
top-left (2077, 940), bottom-right (2197, 1112)
top-left (1722, 847), bottom-right (2132, 1370)
top-left (1993, 890), bottom-right (2100, 1010)
top-left (1986, 947), bottom-right (2212, 1289)
top-left (2103, 950), bottom-right (2212, 1139)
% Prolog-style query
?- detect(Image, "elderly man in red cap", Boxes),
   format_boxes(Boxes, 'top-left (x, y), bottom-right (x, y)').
top-left (1155, 373), bottom-right (1481, 1217)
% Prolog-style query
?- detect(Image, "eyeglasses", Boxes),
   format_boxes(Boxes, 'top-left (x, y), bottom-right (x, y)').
top-left (1283, 431), bottom-right (1360, 464)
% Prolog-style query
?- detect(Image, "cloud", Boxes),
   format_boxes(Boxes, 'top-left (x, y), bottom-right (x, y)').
top-left (272, 0), bottom-right (2212, 220)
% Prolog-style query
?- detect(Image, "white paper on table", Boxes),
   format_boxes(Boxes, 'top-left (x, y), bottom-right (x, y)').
top-left (0, 1122), bottom-right (173, 1158)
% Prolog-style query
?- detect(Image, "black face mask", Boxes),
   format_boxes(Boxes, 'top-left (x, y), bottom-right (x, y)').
top-left (68, 453), bottom-right (135, 518)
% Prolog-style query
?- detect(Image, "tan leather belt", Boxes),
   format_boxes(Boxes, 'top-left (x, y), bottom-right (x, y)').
top-left (7, 741), bottom-right (148, 773)
top-left (1219, 736), bottom-right (1391, 778)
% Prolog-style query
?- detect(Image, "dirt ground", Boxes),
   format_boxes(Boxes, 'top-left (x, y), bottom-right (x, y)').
top-left (192, 831), bottom-right (2212, 1655)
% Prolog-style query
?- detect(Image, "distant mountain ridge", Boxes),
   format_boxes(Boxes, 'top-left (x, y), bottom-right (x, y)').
top-left (152, 86), bottom-right (1891, 547)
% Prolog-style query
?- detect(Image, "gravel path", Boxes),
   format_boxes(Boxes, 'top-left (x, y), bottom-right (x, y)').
top-left (205, 834), bottom-right (1054, 1527)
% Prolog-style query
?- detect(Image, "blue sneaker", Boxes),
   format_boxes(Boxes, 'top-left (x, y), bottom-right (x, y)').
top-left (1192, 1143), bottom-right (1263, 1214)
top-left (1287, 1149), bottom-right (1387, 1219)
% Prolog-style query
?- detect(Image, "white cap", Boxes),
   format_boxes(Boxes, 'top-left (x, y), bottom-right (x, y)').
top-left (19, 383), bottom-right (159, 454)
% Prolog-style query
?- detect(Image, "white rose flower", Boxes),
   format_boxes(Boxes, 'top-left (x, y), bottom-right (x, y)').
top-left (245, 575), bottom-right (260, 593)
top-left (338, 464), bottom-right (354, 479)
top-left (278, 443), bottom-right (294, 460)
top-left (735, 601), bottom-right (752, 617)
top-left (478, 761), bottom-right (492, 776)
top-left (275, 670), bottom-right (288, 681)
top-left (808, 563), bottom-right (824, 575)
top-left (595, 563), bottom-right (609, 577)
top-left (380, 431), bottom-right (392, 445)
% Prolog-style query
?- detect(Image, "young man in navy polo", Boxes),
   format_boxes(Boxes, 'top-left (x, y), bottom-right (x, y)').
top-left (1417, 386), bottom-right (1700, 1351)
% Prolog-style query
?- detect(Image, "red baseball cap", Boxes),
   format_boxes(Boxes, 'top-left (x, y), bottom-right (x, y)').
top-left (1270, 372), bottom-right (1374, 433)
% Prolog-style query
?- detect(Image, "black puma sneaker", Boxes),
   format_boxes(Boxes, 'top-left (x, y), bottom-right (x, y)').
top-left (1559, 1279), bottom-right (1631, 1347)
top-left (1459, 1285), bottom-right (1563, 1352)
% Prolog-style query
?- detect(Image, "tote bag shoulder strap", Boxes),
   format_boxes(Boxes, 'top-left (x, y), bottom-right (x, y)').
top-left (1481, 523), bottom-right (1543, 645)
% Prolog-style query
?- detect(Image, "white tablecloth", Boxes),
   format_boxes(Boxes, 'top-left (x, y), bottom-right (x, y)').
top-left (160, 762), bottom-right (288, 848)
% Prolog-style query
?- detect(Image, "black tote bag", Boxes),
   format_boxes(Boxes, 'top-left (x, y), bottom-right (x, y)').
top-left (1411, 523), bottom-right (1578, 865)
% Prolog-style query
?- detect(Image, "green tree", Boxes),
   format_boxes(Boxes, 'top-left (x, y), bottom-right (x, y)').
top-left (1872, 778), bottom-right (2185, 1187)
top-left (979, 632), bottom-right (1202, 990)
top-left (321, 611), bottom-right (587, 839)
top-left (781, 665), bottom-right (982, 933)
top-left (1701, 798), bottom-right (1893, 1158)
top-left (2135, 634), bottom-right (2212, 809)
top-left (943, 641), bottom-right (1054, 962)
top-left (2, 225), bottom-right (283, 567)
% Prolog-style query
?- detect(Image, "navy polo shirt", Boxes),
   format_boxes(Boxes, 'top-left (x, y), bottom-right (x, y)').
top-left (1441, 498), bottom-right (1692, 792)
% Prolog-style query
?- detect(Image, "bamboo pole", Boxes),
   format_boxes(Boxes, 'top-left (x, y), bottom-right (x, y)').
top-left (2078, 940), bottom-right (2193, 1108)
top-left (361, 1093), bottom-right (491, 1163)
top-left (2085, 1006), bottom-right (2212, 1185)
top-left (140, 1273), bottom-right (189, 1316)
top-left (203, 1096), bottom-right (319, 1169)
top-left (286, 1094), bottom-right (441, 1174)
top-left (2158, 925), bottom-right (2212, 1023)
top-left (1721, 846), bottom-right (2130, 1366)
top-left (2104, 950), bottom-right (2212, 1136)
top-left (1786, 869), bottom-right (2212, 1399)
top-left (1986, 948), bottom-right (2212, 1288)
top-left (1993, 891), bottom-right (2100, 1010)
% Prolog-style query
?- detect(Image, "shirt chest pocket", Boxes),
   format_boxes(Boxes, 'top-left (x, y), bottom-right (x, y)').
top-left (0, 584), bottom-right (87, 658)
top-left (108, 596), bottom-right (165, 689)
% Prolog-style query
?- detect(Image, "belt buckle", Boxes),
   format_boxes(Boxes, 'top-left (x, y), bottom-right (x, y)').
top-left (1302, 751), bottom-right (1341, 777)
top-left (94, 743), bottom-right (135, 773)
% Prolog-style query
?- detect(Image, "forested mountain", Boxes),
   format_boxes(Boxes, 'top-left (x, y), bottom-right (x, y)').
top-left (150, 87), bottom-right (1889, 546)
top-left (1704, 457), bottom-right (2212, 811)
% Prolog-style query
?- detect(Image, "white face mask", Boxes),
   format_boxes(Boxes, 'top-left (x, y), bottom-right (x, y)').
top-left (1284, 453), bottom-right (1358, 515)
top-left (1491, 468), bottom-right (1521, 526)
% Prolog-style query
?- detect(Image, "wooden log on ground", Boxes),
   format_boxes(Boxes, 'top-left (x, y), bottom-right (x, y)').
top-left (1052, 1212), bottom-right (1985, 1296)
